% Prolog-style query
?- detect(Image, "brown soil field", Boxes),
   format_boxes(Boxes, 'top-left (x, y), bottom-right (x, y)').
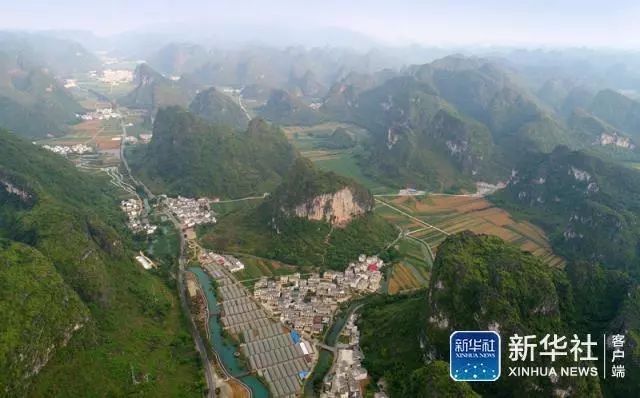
top-left (388, 263), bottom-right (421, 294)
top-left (94, 137), bottom-right (121, 150)
top-left (228, 379), bottom-right (250, 398)
top-left (71, 119), bottom-right (102, 136)
top-left (377, 195), bottom-right (565, 268)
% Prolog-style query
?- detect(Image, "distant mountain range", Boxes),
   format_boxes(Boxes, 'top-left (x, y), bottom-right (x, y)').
top-left (189, 87), bottom-right (248, 130)
top-left (0, 57), bottom-right (83, 137)
top-left (120, 63), bottom-right (197, 116)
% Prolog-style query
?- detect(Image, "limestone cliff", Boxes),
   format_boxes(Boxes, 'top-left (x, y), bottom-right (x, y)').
top-left (266, 157), bottom-right (374, 227)
top-left (291, 186), bottom-right (372, 226)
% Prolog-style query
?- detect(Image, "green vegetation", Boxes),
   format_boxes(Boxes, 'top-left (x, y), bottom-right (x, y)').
top-left (258, 89), bottom-right (325, 125)
top-left (492, 146), bottom-right (640, 274)
top-left (189, 87), bottom-right (249, 131)
top-left (147, 43), bottom-right (210, 76)
top-left (265, 157), bottom-right (373, 219)
top-left (588, 89), bottom-right (640, 140)
top-left (352, 73), bottom-right (505, 191)
top-left (490, 147), bottom-right (640, 395)
top-left (200, 157), bottom-right (396, 270)
top-left (360, 232), bottom-right (602, 398)
top-left (0, 130), bottom-right (202, 396)
top-left (314, 152), bottom-right (390, 193)
top-left (131, 107), bottom-right (297, 198)
top-left (358, 294), bottom-right (427, 396)
top-left (201, 210), bottom-right (396, 271)
top-left (0, 240), bottom-right (88, 394)
top-left (319, 127), bottom-right (356, 149)
top-left (121, 63), bottom-right (195, 114)
top-left (0, 63), bottom-right (84, 137)
top-left (358, 293), bottom-right (479, 397)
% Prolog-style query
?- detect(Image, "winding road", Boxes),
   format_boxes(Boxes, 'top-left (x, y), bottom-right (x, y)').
top-left (118, 116), bottom-right (216, 398)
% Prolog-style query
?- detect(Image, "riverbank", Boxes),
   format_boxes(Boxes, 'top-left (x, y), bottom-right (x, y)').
top-left (303, 298), bottom-right (372, 397)
top-left (189, 266), bottom-right (270, 398)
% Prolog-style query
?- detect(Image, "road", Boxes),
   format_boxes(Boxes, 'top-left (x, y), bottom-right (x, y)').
top-left (375, 198), bottom-right (450, 236)
top-left (118, 115), bottom-right (216, 398)
top-left (166, 212), bottom-right (217, 398)
top-left (119, 118), bottom-right (155, 200)
top-left (237, 91), bottom-right (251, 121)
top-left (210, 192), bottom-right (269, 204)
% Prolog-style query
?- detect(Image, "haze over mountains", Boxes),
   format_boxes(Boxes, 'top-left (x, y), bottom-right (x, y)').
top-left (4, 9), bottom-right (640, 397)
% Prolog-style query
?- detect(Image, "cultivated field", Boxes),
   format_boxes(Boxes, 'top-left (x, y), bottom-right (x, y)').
top-left (387, 262), bottom-right (430, 295)
top-left (282, 123), bottom-right (391, 194)
top-left (375, 195), bottom-right (566, 268)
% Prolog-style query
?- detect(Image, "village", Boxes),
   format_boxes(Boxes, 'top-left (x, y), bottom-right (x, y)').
top-left (322, 312), bottom-right (376, 398)
top-left (198, 250), bottom-right (246, 273)
top-left (123, 133), bottom-right (153, 145)
top-left (42, 143), bottom-right (94, 155)
top-left (76, 107), bottom-right (122, 121)
top-left (161, 195), bottom-right (217, 228)
top-left (252, 255), bottom-right (384, 339)
top-left (120, 198), bottom-right (158, 235)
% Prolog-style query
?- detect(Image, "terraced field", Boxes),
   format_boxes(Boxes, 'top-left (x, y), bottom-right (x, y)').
top-left (375, 195), bottom-right (565, 268)
top-left (387, 263), bottom-right (430, 294)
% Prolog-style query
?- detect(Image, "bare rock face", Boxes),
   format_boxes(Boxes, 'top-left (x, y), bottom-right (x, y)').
top-left (291, 187), bottom-right (371, 227)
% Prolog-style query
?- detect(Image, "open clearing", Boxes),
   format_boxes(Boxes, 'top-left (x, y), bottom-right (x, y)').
top-left (282, 123), bottom-right (391, 194)
top-left (376, 195), bottom-right (565, 268)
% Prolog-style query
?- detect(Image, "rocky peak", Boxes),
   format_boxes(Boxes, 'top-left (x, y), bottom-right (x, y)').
top-left (291, 186), bottom-right (372, 227)
top-left (267, 157), bottom-right (374, 227)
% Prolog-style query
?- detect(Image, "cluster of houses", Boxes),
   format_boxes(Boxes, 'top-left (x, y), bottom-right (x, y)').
top-left (322, 313), bottom-right (369, 398)
top-left (120, 198), bottom-right (157, 235)
top-left (42, 143), bottom-right (93, 155)
top-left (123, 133), bottom-right (152, 145)
top-left (199, 250), bottom-right (245, 273)
top-left (164, 196), bottom-right (216, 228)
top-left (77, 107), bottom-right (122, 121)
top-left (253, 255), bottom-right (385, 339)
top-left (89, 69), bottom-right (133, 85)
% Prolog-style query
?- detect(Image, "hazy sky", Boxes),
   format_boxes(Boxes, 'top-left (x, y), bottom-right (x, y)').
top-left (3, 0), bottom-right (640, 47)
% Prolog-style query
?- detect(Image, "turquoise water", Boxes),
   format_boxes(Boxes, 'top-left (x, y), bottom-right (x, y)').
top-left (189, 267), bottom-right (270, 398)
top-left (303, 301), bottom-right (363, 397)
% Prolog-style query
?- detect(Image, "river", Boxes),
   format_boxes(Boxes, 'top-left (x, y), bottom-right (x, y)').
top-left (188, 267), bottom-right (271, 398)
top-left (303, 300), bottom-right (367, 397)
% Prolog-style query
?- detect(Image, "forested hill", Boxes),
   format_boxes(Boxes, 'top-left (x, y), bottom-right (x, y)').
top-left (264, 157), bottom-right (373, 225)
top-left (0, 130), bottom-right (201, 396)
top-left (0, 64), bottom-right (83, 138)
top-left (488, 147), bottom-right (640, 396)
top-left (136, 106), bottom-right (297, 198)
top-left (189, 87), bottom-right (248, 130)
top-left (120, 63), bottom-right (196, 114)
top-left (424, 232), bottom-right (602, 397)
top-left (492, 146), bottom-right (640, 273)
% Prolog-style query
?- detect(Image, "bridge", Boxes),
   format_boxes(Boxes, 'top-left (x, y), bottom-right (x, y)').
top-left (318, 343), bottom-right (336, 353)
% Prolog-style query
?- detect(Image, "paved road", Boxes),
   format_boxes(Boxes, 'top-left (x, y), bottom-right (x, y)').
top-left (210, 192), bottom-right (269, 204)
top-left (167, 212), bottom-right (217, 398)
top-left (375, 198), bottom-right (450, 236)
top-left (237, 91), bottom-right (251, 121)
top-left (119, 119), bottom-right (155, 200)
top-left (118, 115), bottom-right (216, 397)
